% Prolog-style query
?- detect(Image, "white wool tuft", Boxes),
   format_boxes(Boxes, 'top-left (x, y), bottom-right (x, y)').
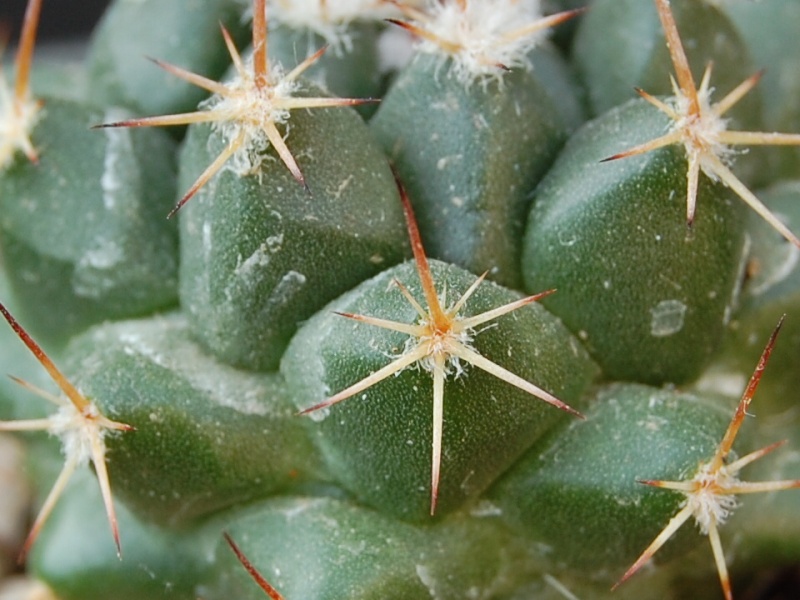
top-left (671, 86), bottom-right (734, 180)
top-left (686, 462), bottom-right (739, 535)
top-left (418, 0), bottom-right (547, 85)
top-left (200, 59), bottom-right (300, 175)
top-left (0, 80), bottom-right (41, 169)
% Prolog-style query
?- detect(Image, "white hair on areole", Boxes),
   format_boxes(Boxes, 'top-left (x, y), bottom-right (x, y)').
top-left (671, 85), bottom-right (735, 180)
top-left (199, 56), bottom-right (300, 176)
top-left (419, 0), bottom-right (547, 85)
top-left (686, 462), bottom-right (739, 535)
top-left (0, 79), bottom-right (42, 169)
top-left (49, 403), bottom-right (108, 466)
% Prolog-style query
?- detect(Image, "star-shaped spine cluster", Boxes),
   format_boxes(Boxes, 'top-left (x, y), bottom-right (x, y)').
top-left (0, 0), bottom-right (43, 169)
top-left (388, 0), bottom-right (583, 85)
top-left (97, 0), bottom-right (374, 217)
top-left (0, 302), bottom-right (132, 561)
top-left (300, 182), bottom-right (582, 514)
top-left (613, 316), bottom-right (800, 600)
top-left (604, 0), bottom-right (800, 248)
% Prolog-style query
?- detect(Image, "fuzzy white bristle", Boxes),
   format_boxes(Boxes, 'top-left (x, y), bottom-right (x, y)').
top-left (686, 463), bottom-right (739, 535)
top-left (418, 0), bottom-right (546, 84)
top-left (420, 331), bottom-right (474, 376)
top-left (0, 81), bottom-right (41, 169)
top-left (49, 403), bottom-right (105, 466)
top-left (672, 86), bottom-right (733, 179)
top-left (200, 59), bottom-right (299, 175)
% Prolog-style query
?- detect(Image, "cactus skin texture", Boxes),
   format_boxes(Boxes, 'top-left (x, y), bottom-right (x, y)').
top-left (1, 1), bottom-right (800, 599)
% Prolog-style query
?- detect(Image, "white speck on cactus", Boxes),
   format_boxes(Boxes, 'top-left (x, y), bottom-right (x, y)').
top-left (50, 403), bottom-right (110, 466)
top-left (670, 83), bottom-right (734, 181)
top-left (389, 0), bottom-right (583, 87)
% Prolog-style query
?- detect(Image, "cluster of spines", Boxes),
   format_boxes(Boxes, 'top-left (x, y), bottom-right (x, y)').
top-left (604, 0), bottom-right (800, 248)
top-left (96, 0), bottom-right (375, 217)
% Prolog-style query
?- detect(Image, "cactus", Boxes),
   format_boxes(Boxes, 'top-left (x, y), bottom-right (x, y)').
top-left (1, 1), bottom-right (800, 599)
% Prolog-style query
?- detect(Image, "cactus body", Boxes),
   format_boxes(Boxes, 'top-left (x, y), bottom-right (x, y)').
top-left (522, 99), bottom-right (747, 384)
top-left (371, 53), bottom-right (568, 289)
top-left (178, 99), bottom-right (407, 371)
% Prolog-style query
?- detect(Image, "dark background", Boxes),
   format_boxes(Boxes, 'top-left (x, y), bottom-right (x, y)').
top-left (1, 0), bottom-right (110, 41)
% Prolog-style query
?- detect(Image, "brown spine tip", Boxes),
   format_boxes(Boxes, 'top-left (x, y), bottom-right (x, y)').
top-left (599, 153), bottom-right (624, 163)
